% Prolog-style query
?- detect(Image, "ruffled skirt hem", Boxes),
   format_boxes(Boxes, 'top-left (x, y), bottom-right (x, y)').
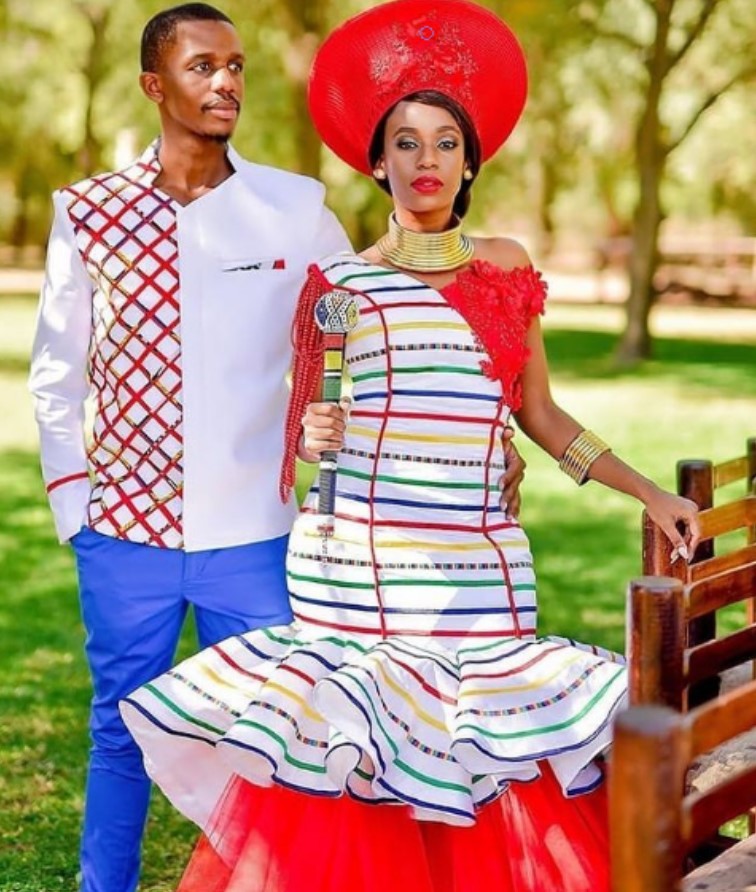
top-left (121, 627), bottom-right (626, 828)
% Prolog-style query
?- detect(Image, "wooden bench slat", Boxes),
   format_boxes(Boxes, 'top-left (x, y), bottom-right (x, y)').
top-left (686, 767), bottom-right (756, 849)
top-left (689, 679), bottom-right (756, 752)
top-left (686, 562), bottom-right (756, 618)
top-left (713, 456), bottom-right (751, 489)
top-left (682, 834), bottom-right (756, 891)
top-left (697, 497), bottom-right (756, 540)
top-left (689, 543), bottom-right (756, 583)
top-left (687, 626), bottom-right (756, 687)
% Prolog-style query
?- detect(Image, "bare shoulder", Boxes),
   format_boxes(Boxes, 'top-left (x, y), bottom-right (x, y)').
top-left (472, 236), bottom-right (532, 270)
top-left (359, 244), bottom-right (382, 264)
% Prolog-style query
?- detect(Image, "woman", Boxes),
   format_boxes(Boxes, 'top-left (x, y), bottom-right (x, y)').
top-left (121, 2), bottom-right (699, 890)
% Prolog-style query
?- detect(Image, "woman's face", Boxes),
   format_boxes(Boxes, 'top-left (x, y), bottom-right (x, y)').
top-left (375, 100), bottom-right (466, 218)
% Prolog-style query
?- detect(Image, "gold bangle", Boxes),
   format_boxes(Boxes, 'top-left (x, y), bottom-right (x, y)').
top-left (559, 430), bottom-right (611, 485)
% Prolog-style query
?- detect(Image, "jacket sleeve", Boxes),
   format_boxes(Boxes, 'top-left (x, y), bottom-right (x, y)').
top-left (28, 191), bottom-right (93, 544)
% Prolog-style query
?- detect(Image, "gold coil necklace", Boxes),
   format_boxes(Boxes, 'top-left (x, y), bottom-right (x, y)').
top-left (376, 213), bottom-right (474, 273)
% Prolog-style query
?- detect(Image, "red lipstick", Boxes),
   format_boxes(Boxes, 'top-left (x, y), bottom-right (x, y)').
top-left (411, 176), bottom-right (443, 194)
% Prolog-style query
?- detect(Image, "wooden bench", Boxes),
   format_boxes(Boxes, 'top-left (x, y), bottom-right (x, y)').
top-left (663, 440), bottom-right (756, 704)
top-left (630, 496), bottom-right (756, 711)
top-left (610, 677), bottom-right (756, 892)
top-left (611, 453), bottom-right (756, 888)
top-left (636, 437), bottom-right (756, 709)
top-left (608, 440), bottom-right (756, 889)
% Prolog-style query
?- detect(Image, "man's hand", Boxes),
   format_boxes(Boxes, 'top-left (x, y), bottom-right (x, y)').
top-left (499, 425), bottom-right (526, 518)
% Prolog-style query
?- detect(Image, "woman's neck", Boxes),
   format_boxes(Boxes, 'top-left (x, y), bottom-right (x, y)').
top-left (393, 207), bottom-right (456, 234)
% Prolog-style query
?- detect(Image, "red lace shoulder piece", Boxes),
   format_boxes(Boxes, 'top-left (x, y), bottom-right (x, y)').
top-left (442, 260), bottom-right (547, 411)
top-left (279, 264), bottom-right (333, 503)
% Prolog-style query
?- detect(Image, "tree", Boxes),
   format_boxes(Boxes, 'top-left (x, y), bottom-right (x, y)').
top-left (275, 0), bottom-right (330, 180)
top-left (2, 0), bottom-right (755, 275)
top-left (581, 0), bottom-right (756, 362)
top-left (73, 1), bottom-right (115, 176)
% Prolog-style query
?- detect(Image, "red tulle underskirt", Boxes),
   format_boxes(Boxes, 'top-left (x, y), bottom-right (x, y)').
top-left (176, 768), bottom-right (609, 892)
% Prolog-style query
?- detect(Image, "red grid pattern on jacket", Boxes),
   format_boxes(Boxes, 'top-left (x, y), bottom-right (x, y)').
top-left (64, 155), bottom-right (184, 548)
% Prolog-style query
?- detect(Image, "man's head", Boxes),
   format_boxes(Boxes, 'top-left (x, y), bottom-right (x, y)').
top-left (140, 4), bottom-right (244, 144)
top-left (141, 3), bottom-right (233, 73)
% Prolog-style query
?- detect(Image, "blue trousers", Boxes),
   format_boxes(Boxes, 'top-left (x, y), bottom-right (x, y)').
top-left (70, 527), bottom-right (293, 892)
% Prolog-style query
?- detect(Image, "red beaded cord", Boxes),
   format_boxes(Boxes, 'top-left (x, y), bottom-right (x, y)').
top-left (279, 264), bottom-right (333, 503)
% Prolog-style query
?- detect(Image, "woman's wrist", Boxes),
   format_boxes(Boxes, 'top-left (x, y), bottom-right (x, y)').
top-left (632, 475), bottom-right (661, 506)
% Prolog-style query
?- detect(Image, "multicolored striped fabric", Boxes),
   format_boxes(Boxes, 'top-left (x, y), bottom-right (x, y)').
top-left (121, 254), bottom-right (627, 829)
top-left (291, 256), bottom-right (539, 640)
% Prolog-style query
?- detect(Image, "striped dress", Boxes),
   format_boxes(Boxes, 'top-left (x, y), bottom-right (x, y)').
top-left (121, 254), bottom-right (627, 833)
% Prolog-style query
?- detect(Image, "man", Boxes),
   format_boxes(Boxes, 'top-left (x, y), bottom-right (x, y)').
top-left (28, 4), bottom-right (525, 891)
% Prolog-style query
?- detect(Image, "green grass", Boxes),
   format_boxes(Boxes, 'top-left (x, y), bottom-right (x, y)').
top-left (1, 293), bottom-right (754, 889)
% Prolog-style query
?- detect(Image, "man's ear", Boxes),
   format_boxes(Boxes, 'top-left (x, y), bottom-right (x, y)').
top-left (140, 72), bottom-right (163, 104)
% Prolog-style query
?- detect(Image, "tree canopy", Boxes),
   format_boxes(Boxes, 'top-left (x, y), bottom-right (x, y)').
top-left (1, 0), bottom-right (754, 356)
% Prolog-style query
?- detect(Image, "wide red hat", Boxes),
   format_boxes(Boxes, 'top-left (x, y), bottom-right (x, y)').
top-left (308, 0), bottom-right (528, 176)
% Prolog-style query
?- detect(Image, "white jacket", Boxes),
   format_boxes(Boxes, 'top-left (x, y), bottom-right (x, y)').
top-left (29, 143), bottom-right (351, 550)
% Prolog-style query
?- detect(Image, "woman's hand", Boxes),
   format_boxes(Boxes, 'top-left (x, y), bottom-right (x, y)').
top-left (499, 426), bottom-right (526, 518)
top-left (299, 398), bottom-right (351, 462)
top-left (642, 485), bottom-right (701, 562)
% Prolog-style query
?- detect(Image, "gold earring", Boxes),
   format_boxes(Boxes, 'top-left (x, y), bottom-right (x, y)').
top-left (373, 169), bottom-right (387, 180)
top-left (463, 169), bottom-right (473, 181)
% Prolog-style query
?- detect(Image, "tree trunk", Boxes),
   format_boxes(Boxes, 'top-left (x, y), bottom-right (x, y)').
top-left (77, 5), bottom-right (111, 176)
top-left (535, 155), bottom-right (558, 258)
top-left (617, 143), bottom-right (665, 364)
top-left (9, 158), bottom-right (34, 257)
top-left (9, 197), bottom-right (30, 260)
top-left (279, 0), bottom-right (328, 179)
top-left (616, 0), bottom-right (673, 365)
top-left (282, 32), bottom-right (322, 178)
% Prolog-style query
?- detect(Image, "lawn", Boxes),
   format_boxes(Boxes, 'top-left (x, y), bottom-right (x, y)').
top-left (0, 292), bottom-right (754, 890)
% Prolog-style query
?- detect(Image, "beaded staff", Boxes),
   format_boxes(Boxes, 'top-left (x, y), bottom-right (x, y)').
top-left (313, 290), bottom-right (359, 540)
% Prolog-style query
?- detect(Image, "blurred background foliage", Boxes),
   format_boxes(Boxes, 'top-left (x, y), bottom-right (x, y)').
top-left (0, 6), bottom-right (754, 885)
top-left (0, 0), bottom-right (754, 360)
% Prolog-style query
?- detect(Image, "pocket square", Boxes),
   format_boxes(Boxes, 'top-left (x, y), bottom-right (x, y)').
top-left (222, 258), bottom-right (286, 272)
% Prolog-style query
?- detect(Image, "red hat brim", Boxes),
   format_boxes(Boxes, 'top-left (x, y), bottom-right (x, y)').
top-left (308, 0), bottom-right (528, 176)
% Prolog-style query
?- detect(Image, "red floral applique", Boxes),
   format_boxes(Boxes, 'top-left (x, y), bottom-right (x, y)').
top-left (441, 261), bottom-right (547, 410)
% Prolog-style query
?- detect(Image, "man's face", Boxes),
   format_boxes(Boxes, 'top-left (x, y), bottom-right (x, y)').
top-left (147, 19), bottom-right (245, 142)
